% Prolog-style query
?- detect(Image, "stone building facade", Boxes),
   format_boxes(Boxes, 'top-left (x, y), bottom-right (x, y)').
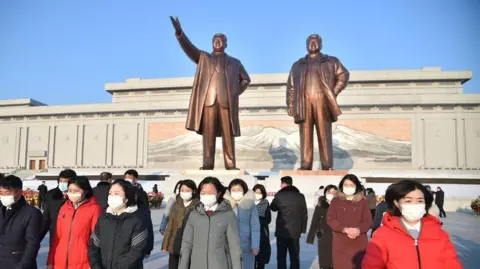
top-left (1, 66), bottom-right (479, 171)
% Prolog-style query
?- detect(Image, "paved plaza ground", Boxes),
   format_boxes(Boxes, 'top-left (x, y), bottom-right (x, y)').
top-left (36, 209), bottom-right (480, 269)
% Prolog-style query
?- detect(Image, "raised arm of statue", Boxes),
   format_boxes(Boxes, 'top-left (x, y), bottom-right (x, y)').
top-left (238, 63), bottom-right (250, 95)
top-left (332, 58), bottom-right (349, 96)
top-left (170, 16), bottom-right (201, 64)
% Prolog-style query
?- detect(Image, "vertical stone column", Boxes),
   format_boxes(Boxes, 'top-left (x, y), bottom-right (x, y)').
top-left (18, 125), bottom-right (29, 167)
top-left (136, 122), bottom-right (142, 167)
top-left (77, 124), bottom-right (84, 166)
top-left (142, 120), bottom-right (149, 168)
top-left (14, 127), bottom-right (21, 167)
top-left (106, 123), bottom-right (114, 165)
top-left (48, 125), bottom-right (56, 167)
top-left (456, 115), bottom-right (466, 168)
top-left (416, 118), bottom-right (426, 168)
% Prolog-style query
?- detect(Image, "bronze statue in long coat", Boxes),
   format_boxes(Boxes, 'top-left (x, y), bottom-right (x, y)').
top-left (170, 17), bottom-right (250, 170)
top-left (287, 34), bottom-right (349, 170)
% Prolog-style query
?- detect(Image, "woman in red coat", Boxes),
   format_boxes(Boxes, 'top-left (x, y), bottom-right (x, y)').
top-left (327, 174), bottom-right (372, 269)
top-left (47, 176), bottom-right (102, 269)
top-left (362, 179), bottom-right (462, 269)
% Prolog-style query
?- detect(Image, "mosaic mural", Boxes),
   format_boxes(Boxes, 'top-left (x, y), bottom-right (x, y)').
top-left (147, 119), bottom-right (412, 170)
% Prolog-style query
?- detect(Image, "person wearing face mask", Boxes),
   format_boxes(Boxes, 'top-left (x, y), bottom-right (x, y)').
top-left (88, 180), bottom-right (147, 269)
top-left (362, 180), bottom-right (462, 269)
top-left (307, 184), bottom-right (338, 269)
top-left (161, 180), bottom-right (198, 269)
top-left (47, 176), bottom-right (102, 269)
top-left (224, 179), bottom-right (260, 269)
top-left (252, 184), bottom-right (271, 269)
top-left (327, 174), bottom-right (372, 269)
top-left (0, 175), bottom-right (42, 269)
top-left (160, 180), bottom-right (183, 235)
top-left (41, 169), bottom-right (77, 243)
top-left (124, 169), bottom-right (143, 190)
top-left (178, 176), bottom-right (242, 269)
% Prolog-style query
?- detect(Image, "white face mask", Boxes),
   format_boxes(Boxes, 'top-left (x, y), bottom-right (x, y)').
top-left (254, 193), bottom-right (263, 201)
top-left (125, 179), bottom-right (133, 184)
top-left (108, 195), bottom-right (126, 210)
top-left (58, 182), bottom-right (68, 192)
top-left (180, 192), bottom-right (192, 201)
top-left (231, 191), bottom-right (244, 201)
top-left (400, 203), bottom-right (426, 222)
top-left (200, 194), bottom-right (217, 207)
top-left (0, 195), bottom-right (15, 207)
top-left (326, 194), bottom-right (335, 202)
top-left (67, 192), bottom-right (82, 203)
top-left (343, 187), bottom-right (356, 196)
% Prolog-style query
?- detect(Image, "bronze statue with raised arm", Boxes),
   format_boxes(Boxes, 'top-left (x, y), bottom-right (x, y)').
top-left (287, 34), bottom-right (349, 170)
top-left (170, 16), bottom-right (250, 170)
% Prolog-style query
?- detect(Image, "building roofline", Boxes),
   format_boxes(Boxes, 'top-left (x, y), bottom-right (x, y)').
top-left (0, 98), bottom-right (47, 107)
top-left (0, 94), bottom-right (479, 117)
top-left (104, 67), bottom-right (472, 93)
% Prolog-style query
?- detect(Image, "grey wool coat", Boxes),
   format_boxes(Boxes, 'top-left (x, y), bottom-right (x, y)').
top-left (178, 199), bottom-right (243, 269)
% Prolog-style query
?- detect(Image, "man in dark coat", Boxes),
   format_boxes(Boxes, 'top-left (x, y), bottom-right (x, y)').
top-left (93, 172), bottom-right (112, 212)
top-left (435, 187), bottom-right (446, 218)
top-left (37, 181), bottom-right (48, 210)
top-left (41, 169), bottom-right (76, 242)
top-left (271, 176), bottom-right (308, 269)
top-left (0, 175), bottom-right (42, 269)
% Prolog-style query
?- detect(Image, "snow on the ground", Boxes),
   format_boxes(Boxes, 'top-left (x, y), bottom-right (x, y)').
top-left (36, 209), bottom-right (480, 269)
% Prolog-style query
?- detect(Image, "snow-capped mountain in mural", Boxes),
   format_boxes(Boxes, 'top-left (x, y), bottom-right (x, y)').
top-left (147, 125), bottom-right (411, 170)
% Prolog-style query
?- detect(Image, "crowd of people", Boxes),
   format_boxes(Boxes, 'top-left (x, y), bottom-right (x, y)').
top-left (0, 170), bottom-right (463, 269)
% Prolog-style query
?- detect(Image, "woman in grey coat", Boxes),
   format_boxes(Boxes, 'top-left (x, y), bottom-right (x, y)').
top-left (178, 177), bottom-right (243, 269)
top-left (225, 179), bottom-right (261, 269)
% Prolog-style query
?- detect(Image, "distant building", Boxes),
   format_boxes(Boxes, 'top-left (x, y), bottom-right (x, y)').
top-left (1, 67), bottom-right (479, 171)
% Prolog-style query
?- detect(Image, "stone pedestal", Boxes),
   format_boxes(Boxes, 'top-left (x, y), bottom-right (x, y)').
top-left (182, 169), bottom-right (246, 176)
top-left (279, 170), bottom-right (349, 176)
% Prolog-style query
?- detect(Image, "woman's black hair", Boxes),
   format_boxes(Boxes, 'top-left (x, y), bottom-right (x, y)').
top-left (174, 180), bottom-right (183, 193)
top-left (228, 178), bottom-right (248, 194)
top-left (338, 174), bottom-right (363, 194)
top-left (323, 184), bottom-right (338, 196)
top-left (253, 184), bottom-right (267, 199)
top-left (385, 179), bottom-right (433, 217)
top-left (110, 179), bottom-right (137, 207)
top-left (179, 179), bottom-right (198, 199)
top-left (198, 177), bottom-right (225, 203)
top-left (68, 176), bottom-right (94, 199)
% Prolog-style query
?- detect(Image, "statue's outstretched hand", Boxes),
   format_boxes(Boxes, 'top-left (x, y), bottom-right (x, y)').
top-left (170, 16), bottom-right (182, 35)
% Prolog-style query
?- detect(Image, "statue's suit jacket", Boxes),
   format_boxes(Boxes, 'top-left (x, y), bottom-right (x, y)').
top-left (176, 32), bottom-right (250, 137)
top-left (287, 54), bottom-right (349, 123)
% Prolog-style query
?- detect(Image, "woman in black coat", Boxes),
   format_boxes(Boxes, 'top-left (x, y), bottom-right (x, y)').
top-left (88, 180), bottom-right (147, 269)
top-left (306, 184), bottom-right (338, 269)
top-left (253, 184), bottom-right (272, 269)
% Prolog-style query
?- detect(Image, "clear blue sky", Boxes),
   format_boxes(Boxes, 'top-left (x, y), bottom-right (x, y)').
top-left (0, 0), bottom-right (479, 105)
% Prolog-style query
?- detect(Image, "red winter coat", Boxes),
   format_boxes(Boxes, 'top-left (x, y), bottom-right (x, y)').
top-left (362, 213), bottom-right (463, 269)
top-left (47, 198), bottom-right (102, 269)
